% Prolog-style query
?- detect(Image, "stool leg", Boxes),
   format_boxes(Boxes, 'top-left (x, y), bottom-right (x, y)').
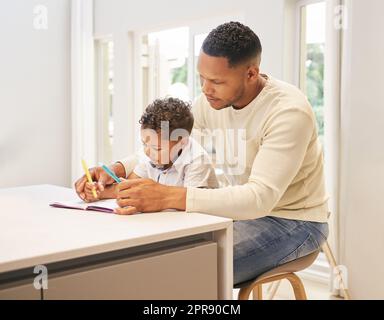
top-left (268, 280), bottom-right (282, 300)
top-left (321, 241), bottom-right (351, 300)
top-left (252, 285), bottom-right (262, 300)
top-left (285, 273), bottom-right (307, 300)
top-left (238, 286), bottom-right (253, 300)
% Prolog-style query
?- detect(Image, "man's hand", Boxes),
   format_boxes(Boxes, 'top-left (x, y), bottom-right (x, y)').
top-left (115, 179), bottom-right (187, 215)
top-left (74, 162), bottom-right (126, 202)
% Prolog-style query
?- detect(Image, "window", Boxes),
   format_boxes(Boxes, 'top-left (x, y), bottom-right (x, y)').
top-left (298, 1), bottom-right (326, 143)
top-left (141, 27), bottom-right (190, 108)
top-left (94, 38), bottom-right (114, 164)
top-left (296, 0), bottom-right (330, 283)
top-left (193, 33), bottom-right (208, 99)
top-left (138, 24), bottom-right (233, 109)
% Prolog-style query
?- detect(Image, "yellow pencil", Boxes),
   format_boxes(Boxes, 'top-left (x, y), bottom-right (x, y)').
top-left (81, 159), bottom-right (98, 199)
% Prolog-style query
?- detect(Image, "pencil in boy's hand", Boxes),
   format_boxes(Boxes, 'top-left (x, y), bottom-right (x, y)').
top-left (81, 159), bottom-right (98, 199)
top-left (99, 163), bottom-right (122, 183)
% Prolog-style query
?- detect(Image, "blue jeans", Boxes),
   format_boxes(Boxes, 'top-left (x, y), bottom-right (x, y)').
top-left (233, 216), bottom-right (329, 285)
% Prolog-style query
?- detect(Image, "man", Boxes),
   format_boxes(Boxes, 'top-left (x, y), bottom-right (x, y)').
top-left (75, 22), bottom-right (329, 285)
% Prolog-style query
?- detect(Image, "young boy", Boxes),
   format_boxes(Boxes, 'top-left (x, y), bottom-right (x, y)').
top-left (83, 97), bottom-right (218, 201)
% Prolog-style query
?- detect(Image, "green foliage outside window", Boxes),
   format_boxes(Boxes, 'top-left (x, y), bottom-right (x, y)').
top-left (306, 43), bottom-right (324, 138)
top-left (171, 61), bottom-right (188, 84)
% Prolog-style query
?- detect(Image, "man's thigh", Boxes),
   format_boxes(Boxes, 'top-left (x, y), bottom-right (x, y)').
top-left (233, 216), bottom-right (328, 285)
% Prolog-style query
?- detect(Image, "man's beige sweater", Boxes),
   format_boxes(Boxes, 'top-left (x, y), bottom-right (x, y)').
top-left (120, 75), bottom-right (329, 222)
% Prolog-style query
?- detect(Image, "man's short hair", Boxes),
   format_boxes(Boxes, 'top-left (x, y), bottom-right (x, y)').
top-left (139, 97), bottom-right (194, 136)
top-left (202, 21), bottom-right (262, 67)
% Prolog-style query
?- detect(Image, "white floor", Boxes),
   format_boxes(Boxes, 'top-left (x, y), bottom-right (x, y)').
top-left (233, 278), bottom-right (343, 300)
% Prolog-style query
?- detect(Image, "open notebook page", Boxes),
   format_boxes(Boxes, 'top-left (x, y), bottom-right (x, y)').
top-left (50, 199), bottom-right (118, 213)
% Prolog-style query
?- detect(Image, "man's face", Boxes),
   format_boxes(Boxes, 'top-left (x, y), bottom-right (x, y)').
top-left (197, 51), bottom-right (249, 110)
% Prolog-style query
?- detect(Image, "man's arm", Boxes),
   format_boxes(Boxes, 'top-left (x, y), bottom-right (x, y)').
top-left (185, 109), bottom-right (314, 219)
top-left (114, 180), bottom-right (187, 215)
top-left (115, 109), bottom-right (314, 218)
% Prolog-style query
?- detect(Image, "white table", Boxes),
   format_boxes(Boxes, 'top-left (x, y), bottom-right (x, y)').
top-left (0, 185), bottom-right (233, 299)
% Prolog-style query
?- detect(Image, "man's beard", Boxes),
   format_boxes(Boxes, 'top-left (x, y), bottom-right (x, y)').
top-left (221, 86), bottom-right (245, 109)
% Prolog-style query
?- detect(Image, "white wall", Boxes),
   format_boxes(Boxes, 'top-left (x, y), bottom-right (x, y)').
top-left (339, 0), bottom-right (384, 299)
top-left (0, 0), bottom-right (71, 188)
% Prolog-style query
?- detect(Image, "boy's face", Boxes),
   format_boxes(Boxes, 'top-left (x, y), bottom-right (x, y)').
top-left (140, 129), bottom-right (183, 167)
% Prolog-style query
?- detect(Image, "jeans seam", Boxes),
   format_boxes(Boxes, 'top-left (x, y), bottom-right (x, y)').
top-left (314, 225), bottom-right (329, 240)
top-left (277, 232), bottom-right (313, 265)
top-left (257, 220), bottom-right (309, 251)
top-left (304, 220), bottom-right (329, 241)
top-left (236, 221), bottom-right (310, 260)
top-left (234, 219), bottom-right (328, 262)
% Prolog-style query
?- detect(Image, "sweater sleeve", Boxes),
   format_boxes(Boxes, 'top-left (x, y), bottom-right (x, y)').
top-left (116, 154), bottom-right (139, 178)
top-left (186, 108), bottom-right (314, 220)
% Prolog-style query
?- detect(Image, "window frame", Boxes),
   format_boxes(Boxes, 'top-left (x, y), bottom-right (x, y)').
top-left (294, 0), bottom-right (326, 89)
top-left (71, 0), bottom-right (96, 181)
top-left (94, 36), bottom-right (114, 165)
top-left (294, 0), bottom-right (332, 285)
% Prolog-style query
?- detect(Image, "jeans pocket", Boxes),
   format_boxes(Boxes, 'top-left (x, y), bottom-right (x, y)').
top-left (277, 233), bottom-right (320, 265)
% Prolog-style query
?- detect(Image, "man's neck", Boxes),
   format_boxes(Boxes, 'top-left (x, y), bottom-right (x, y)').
top-left (232, 74), bottom-right (267, 110)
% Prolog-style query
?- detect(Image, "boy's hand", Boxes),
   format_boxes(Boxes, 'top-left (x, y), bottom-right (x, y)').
top-left (83, 182), bottom-right (119, 202)
top-left (83, 182), bottom-right (101, 202)
top-left (74, 163), bottom-right (125, 201)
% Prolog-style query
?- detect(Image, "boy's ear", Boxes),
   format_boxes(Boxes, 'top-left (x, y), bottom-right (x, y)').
top-left (180, 136), bottom-right (189, 146)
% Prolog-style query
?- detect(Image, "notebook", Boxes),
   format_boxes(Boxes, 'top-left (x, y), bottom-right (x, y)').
top-left (50, 199), bottom-right (117, 213)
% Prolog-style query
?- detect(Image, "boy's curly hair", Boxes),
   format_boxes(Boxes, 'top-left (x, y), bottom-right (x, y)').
top-left (139, 97), bottom-right (194, 135)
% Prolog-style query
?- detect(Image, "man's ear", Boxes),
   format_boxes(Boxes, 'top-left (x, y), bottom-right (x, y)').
top-left (247, 65), bottom-right (260, 82)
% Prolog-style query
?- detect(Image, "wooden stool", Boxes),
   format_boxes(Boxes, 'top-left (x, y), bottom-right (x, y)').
top-left (235, 250), bottom-right (320, 300)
